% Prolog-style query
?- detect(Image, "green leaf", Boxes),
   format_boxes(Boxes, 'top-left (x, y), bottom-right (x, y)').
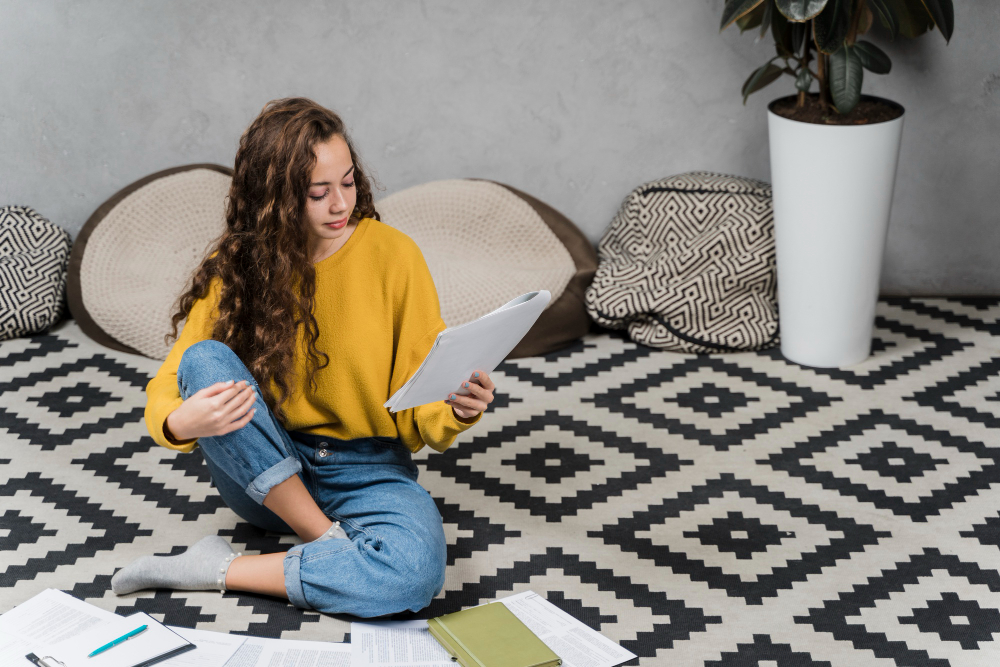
top-left (918, 0), bottom-right (954, 41)
top-left (721, 0), bottom-right (766, 30)
top-left (772, 7), bottom-right (796, 56)
top-left (886, 0), bottom-right (934, 38)
top-left (814, 0), bottom-right (851, 53)
top-left (736, 0), bottom-right (768, 31)
top-left (790, 21), bottom-right (807, 53)
top-left (854, 40), bottom-right (892, 73)
top-left (759, 0), bottom-right (774, 38)
top-left (775, 0), bottom-right (829, 22)
top-left (829, 45), bottom-right (864, 113)
top-left (795, 67), bottom-right (814, 91)
top-left (868, 0), bottom-right (900, 39)
top-left (742, 62), bottom-right (785, 104)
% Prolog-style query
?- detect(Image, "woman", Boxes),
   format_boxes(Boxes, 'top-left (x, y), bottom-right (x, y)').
top-left (111, 98), bottom-right (493, 617)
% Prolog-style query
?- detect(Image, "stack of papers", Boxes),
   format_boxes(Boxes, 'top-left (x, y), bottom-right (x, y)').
top-left (1, 589), bottom-right (632, 667)
top-left (351, 591), bottom-right (636, 667)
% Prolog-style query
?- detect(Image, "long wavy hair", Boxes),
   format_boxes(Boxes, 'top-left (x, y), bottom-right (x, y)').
top-left (167, 97), bottom-right (380, 422)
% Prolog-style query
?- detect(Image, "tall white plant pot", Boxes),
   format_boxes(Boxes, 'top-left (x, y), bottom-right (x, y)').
top-left (767, 95), bottom-right (904, 368)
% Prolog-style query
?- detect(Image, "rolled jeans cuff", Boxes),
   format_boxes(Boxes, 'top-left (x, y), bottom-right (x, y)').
top-left (245, 456), bottom-right (302, 505)
top-left (284, 545), bottom-right (310, 609)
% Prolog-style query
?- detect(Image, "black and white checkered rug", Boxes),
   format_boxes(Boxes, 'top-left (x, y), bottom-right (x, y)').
top-left (3, 298), bottom-right (1000, 666)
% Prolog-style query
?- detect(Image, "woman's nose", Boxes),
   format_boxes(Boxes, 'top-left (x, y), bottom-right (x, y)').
top-left (329, 191), bottom-right (346, 212)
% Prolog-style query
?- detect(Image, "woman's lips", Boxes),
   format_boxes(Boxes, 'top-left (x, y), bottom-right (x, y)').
top-left (325, 218), bottom-right (348, 229)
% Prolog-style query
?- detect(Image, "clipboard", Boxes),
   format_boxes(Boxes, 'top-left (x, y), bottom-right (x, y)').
top-left (385, 290), bottom-right (551, 413)
top-left (46, 612), bottom-right (195, 667)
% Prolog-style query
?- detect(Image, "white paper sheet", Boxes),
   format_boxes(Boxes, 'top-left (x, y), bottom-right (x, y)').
top-left (384, 290), bottom-right (550, 412)
top-left (0, 588), bottom-right (127, 667)
top-left (0, 628), bottom-right (37, 666)
top-left (222, 636), bottom-right (350, 667)
top-left (162, 627), bottom-right (246, 666)
top-left (349, 620), bottom-right (452, 667)
top-left (0, 589), bottom-right (119, 647)
top-left (48, 612), bottom-right (193, 667)
top-left (497, 591), bottom-right (636, 667)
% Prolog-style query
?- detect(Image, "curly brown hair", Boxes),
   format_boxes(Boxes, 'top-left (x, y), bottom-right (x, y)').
top-left (167, 97), bottom-right (380, 422)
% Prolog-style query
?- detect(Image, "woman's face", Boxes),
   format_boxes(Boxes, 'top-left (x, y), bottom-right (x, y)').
top-left (304, 134), bottom-right (357, 259)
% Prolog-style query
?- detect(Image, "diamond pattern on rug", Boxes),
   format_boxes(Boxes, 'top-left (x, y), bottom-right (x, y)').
top-left (587, 356), bottom-right (836, 450)
top-left (763, 411), bottom-right (1000, 521)
top-left (592, 474), bottom-right (889, 604)
top-left (761, 314), bottom-right (969, 389)
top-left (2, 298), bottom-right (1000, 666)
top-left (798, 549), bottom-right (1000, 666)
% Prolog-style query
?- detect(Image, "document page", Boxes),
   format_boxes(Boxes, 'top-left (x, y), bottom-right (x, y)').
top-left (0, 628), bottom-right (37, 666)
top-left (349, 620), bottom-right (452, 667)
top-left (498, 591), bottom-right (637, 667)
top-left (222, 636), bottom-right (350, 667)
top-left (49, 612), bottom-right (192, 667)
top-left (163, 626), bottom-right (246, 666)
top-left (0, 588), bottom-right (122, 661)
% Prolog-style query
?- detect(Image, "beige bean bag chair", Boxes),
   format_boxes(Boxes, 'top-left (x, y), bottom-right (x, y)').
top-left (68, 164), bottom-right (232, 358)
top-left (377, 179), bottom-right (597, 358)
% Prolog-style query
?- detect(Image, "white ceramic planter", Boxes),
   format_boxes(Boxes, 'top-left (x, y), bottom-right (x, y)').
top-left (767, 95), bottom-right (904, 368)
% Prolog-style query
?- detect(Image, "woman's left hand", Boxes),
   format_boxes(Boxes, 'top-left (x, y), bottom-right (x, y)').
top-left (445, 370), bottom-right (495, 419)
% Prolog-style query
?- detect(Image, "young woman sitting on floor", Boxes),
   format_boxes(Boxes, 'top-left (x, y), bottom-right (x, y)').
top-left (111, 97), bottom-right (494, 617)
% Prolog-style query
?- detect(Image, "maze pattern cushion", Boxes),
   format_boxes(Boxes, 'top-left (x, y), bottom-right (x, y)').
top-left (68, 165), bottom-right (232, 359)
top-left (377, 179), bottom-right (597, 358)
top-left (0, 206), bottom-right (71, 340)
top-left (586, 172), bottom-right (778, 353)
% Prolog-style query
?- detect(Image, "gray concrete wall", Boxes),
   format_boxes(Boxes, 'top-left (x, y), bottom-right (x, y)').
top-left (1, 0), bottom-right (996, 294)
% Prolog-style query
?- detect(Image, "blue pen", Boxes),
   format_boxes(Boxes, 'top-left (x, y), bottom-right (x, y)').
top-left (87, 625), bottom-right (148, 658)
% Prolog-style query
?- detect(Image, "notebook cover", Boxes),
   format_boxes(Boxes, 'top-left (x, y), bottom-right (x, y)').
top-left (427, 602), bottom-right (561, 667)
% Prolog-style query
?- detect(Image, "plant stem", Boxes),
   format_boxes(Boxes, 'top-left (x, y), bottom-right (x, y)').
top-left (798, 27), bottom-right (811, 108)
top-left (846, 0), bottom-right (864, 45)
top-left (813, 20), bottom-right (829, 111)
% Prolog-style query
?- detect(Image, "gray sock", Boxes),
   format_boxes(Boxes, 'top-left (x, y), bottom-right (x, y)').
top-left (111, 536), bottom-right (241, 595)
top-left (313, 519), bottom-right (348, 542)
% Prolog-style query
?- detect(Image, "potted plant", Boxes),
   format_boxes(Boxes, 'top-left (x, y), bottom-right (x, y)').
top-left (720, 0), bottom-right (953, 368)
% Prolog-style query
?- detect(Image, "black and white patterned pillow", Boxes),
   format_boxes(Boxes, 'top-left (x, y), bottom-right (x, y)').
top-left (0, 206), bottom-right (72, 340)
top-left (585, 172), bottom-right (778, 353)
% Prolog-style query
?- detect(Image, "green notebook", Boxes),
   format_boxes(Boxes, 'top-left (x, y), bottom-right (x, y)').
top-left (427, 602), bottom-right (562, 667)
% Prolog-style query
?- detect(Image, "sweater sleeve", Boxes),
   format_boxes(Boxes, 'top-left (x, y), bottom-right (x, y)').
top-left (144, 279), bottom-right (221, 453)
top-left (389, 243), bottom-right (483, 453)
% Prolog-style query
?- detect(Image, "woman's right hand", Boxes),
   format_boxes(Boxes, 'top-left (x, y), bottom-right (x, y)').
top-left (164, 380), bottom-right (258, 442)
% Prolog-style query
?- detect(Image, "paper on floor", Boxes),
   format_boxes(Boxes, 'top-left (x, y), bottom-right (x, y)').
top-left (222, 635), bottom-right (350, 667)
top-left (162, 626), bottom-right (246, 666)
top-left (349, 619), bottom-right (453, 667)
top-left (48, 611), bottom-right (191, 667)
top-left (350, 592), bottom-right (636, 667)
top-left (0, 588), bottom-right (124, 665)
top-left (498, 591), bottom-right (636, 667)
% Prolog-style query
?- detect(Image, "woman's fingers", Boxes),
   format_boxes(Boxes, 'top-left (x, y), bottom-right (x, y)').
top-left (222, 385), bottom-right (257, 420)
top-left (220, 405), bottom-right (256, 435)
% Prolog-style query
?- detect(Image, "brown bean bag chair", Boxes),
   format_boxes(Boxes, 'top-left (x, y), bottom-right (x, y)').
top-left (376, 179), bottom-right (597, 358)
top-left (67, 164), bottom-right (232, 358)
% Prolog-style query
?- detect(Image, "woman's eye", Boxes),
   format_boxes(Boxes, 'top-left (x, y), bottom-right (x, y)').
top-left (343, 181), bottom-right (355, 188)
top-left (309, 192), bottom-right (327, 201)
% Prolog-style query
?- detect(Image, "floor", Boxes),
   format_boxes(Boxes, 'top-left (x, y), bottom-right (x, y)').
top-left (2, 297), bottom-right (999, 666)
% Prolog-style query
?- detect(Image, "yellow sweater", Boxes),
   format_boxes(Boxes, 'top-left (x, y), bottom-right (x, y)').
top-left (145, 217), bottom-right (482, 454)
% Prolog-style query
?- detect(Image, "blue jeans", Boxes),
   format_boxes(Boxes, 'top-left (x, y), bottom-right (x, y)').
top-left (176, 340), bottom-right (447, 617)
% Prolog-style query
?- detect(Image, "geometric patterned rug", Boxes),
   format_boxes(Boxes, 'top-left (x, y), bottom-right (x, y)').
top-left (2, 297), bottom-right (999, 666)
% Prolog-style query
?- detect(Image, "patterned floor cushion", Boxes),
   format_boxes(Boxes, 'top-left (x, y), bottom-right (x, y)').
top-left (0, 206), bottom-right (71, 341)
top-left (586, 171), bottom-right (778, 353)
top-left (67, 164), bottom-right (232, 358)
top-left (377, 179), bottom-right (598, 358)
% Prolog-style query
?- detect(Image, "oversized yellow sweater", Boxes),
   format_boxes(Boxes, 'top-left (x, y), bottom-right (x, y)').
top-left (145, 217), bottom-right (482, 454)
